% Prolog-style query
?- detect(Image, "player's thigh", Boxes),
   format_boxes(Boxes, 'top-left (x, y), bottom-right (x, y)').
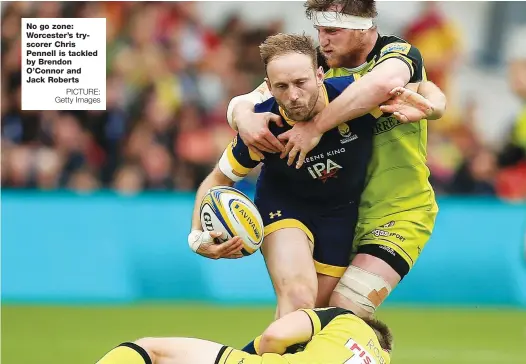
top-left (309, 203), bottom-right (358, 306)
top-left (353, 212), bottom-right (437, 279)
top-left (135, 337), bottom-right (225, 364)
top-left (332, 212), bottom-right (436, 314)
top-left (262, 226), bottom-right (317, 296)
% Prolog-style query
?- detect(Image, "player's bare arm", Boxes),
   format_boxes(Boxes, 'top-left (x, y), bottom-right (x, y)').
top-left (258, 310), bottom-right (314, 354)
top-left (416, 81), bottom-right (447, 119)
top-left (188, 165), bottom-right (244, 260)
top-left (316, 58), bottom-right (410, 132)
top-left (380, 81), bottom-right (447, 123)
top-left (227, 82), bottom-right (284, 158)
top-left (279, 58), bottom-right (411, 168)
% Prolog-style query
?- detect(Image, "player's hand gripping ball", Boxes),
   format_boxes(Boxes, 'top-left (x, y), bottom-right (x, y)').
top-left (199, 186), bottom-right (264, 256)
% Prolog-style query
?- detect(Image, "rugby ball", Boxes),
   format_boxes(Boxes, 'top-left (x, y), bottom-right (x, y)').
top-left (200, 186), bottom-right (264, 256)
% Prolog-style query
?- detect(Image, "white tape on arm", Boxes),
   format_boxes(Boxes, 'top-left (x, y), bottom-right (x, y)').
top-left (226, 89), bottom-right (272, 130)
top-left (188, 230), bottom-right (213, 253)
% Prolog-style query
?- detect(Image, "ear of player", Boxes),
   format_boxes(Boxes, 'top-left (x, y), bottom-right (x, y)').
top-left (194, 186), bottom-right (265, 256)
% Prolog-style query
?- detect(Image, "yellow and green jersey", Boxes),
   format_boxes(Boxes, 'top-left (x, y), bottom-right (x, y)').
top-left (284, 307), bottom-right (391, 364)
top-left (322, 35), bottom-right (438, 220)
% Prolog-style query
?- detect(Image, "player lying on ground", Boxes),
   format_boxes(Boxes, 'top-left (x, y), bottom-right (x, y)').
top-left (95, 307), bottom-right (393, 364)
top-left (227, 0), bottom-right (446, 323)
top-left (189, 33), bottom-right (378, 319)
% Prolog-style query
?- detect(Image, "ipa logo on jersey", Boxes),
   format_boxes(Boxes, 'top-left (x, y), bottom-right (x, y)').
top-left (307, 158), bottom-right (342, 182)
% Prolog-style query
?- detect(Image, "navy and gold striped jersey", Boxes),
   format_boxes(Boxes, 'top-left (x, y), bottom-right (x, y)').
top-left (218, 76), bottom-right (376, 210)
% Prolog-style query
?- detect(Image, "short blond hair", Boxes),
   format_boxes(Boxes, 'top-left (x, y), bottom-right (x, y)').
top-left (259, 33), bottom-right (318, 71)
top-left (305, 0), bottom-right (378, 19)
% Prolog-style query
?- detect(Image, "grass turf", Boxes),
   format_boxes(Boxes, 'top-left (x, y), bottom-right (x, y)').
top-left (2, 304), bottom-right (525, 364)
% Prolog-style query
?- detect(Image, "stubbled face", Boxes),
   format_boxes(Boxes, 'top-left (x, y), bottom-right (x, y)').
top-left (317, 26), bottom-right (366, 68)
top-left (266, 52), bottom-right (323, 121)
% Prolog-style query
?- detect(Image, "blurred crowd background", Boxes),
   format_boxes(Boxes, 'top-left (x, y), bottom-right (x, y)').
top-left (2, 1), bottom-right (526, 200)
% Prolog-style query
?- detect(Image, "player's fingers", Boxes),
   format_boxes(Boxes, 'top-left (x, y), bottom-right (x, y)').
top-left (261, 130), bottom-right (284, 153)
top-left (379, 104), bottom-right (398, 114)
top-left (213, 237), bottom-right (239, 256)
top-left (287, 146), bottom-right (300, 166)
top-left (381, 98), bottom-right (397, 106)
top-left (209, 231), bottom-right (224, 239)
top-left (223, 239), bottom-right (244, 256)
top-left (221, 242), bottom-right (243, 258)
top-left (252, 141), bottom-right (274, 154)
top-left (224, 252), bottom-right (244, 259)
top-left (265, 132), bottom-right (285, 153)
top-left (389, 86), bottom-right (405, 96)
top-left (296, 150), bottom-right (307, 169)
top-left (255, 131), bottom-right (277, 152)
top-left (393, 111), bottom-right (409, 123)
top-left (277, 130), bottom-right (291, 143)
top-left (280, 140), bottom-right (294, 159)
top-left (267, 112), bottom-right (284, 127)
top-left (248, 146), bottom-right (265, 160)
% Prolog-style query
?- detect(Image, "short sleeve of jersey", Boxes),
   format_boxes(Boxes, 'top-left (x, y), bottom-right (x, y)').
top-left (375, 42), bottom-right (424, 82)
top-left (324, 75), bottom-right (356, 94)
top-left (301, 307), bottom-right (354, 336)
top-left (218, 135), bottom-right (261, 182)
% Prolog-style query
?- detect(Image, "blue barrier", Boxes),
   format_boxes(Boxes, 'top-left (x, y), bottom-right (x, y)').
top-left (2, 191), bottom-right (525, 307)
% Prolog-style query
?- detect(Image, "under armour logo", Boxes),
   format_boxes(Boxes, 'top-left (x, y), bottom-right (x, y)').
top-left (269, 211), bottom-right (282, 219)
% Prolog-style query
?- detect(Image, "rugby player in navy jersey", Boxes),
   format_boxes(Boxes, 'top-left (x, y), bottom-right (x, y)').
top-left (187, 33), bottom-right (376, 319)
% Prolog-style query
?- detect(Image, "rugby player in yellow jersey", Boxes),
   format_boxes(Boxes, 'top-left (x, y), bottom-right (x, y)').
top-left (227, 0), bottom-right (447, 319)
top-left (95, 307), bottom-right (393, 364)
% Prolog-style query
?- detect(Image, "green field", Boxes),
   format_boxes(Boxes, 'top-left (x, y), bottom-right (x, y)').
top-left (2, 304), bottom-right (526, 364)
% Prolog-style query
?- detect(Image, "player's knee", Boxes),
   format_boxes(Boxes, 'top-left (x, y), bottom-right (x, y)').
top-left (281, 281), bottom-right (317, 311)
top-left (332, 266), bottom-right (392, 317)
top-left (133, 337), bottom-right (157, 363)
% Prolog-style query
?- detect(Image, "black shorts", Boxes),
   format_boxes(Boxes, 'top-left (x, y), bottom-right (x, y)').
top-left (255, 192), bottom-right (358, 278)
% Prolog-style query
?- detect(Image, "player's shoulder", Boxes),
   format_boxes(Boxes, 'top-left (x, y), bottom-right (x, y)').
top-left (310, 306), bottom-right (356, 322)
top-left (254, 97), bottom-right (278, 114)
top-left (372, 34), bottom-right (423, 59)
top-left (376, 34), bottom-right (413, 54)
top-left (323, 76), bottom-right (356, 95)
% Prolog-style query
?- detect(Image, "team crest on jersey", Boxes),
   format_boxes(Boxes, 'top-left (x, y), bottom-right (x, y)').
top-left (338, 123), bottom-right (358, 144)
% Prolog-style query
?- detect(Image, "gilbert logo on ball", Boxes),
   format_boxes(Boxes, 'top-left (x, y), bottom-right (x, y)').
top-left (200, 186), bottom-right (264, 256)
